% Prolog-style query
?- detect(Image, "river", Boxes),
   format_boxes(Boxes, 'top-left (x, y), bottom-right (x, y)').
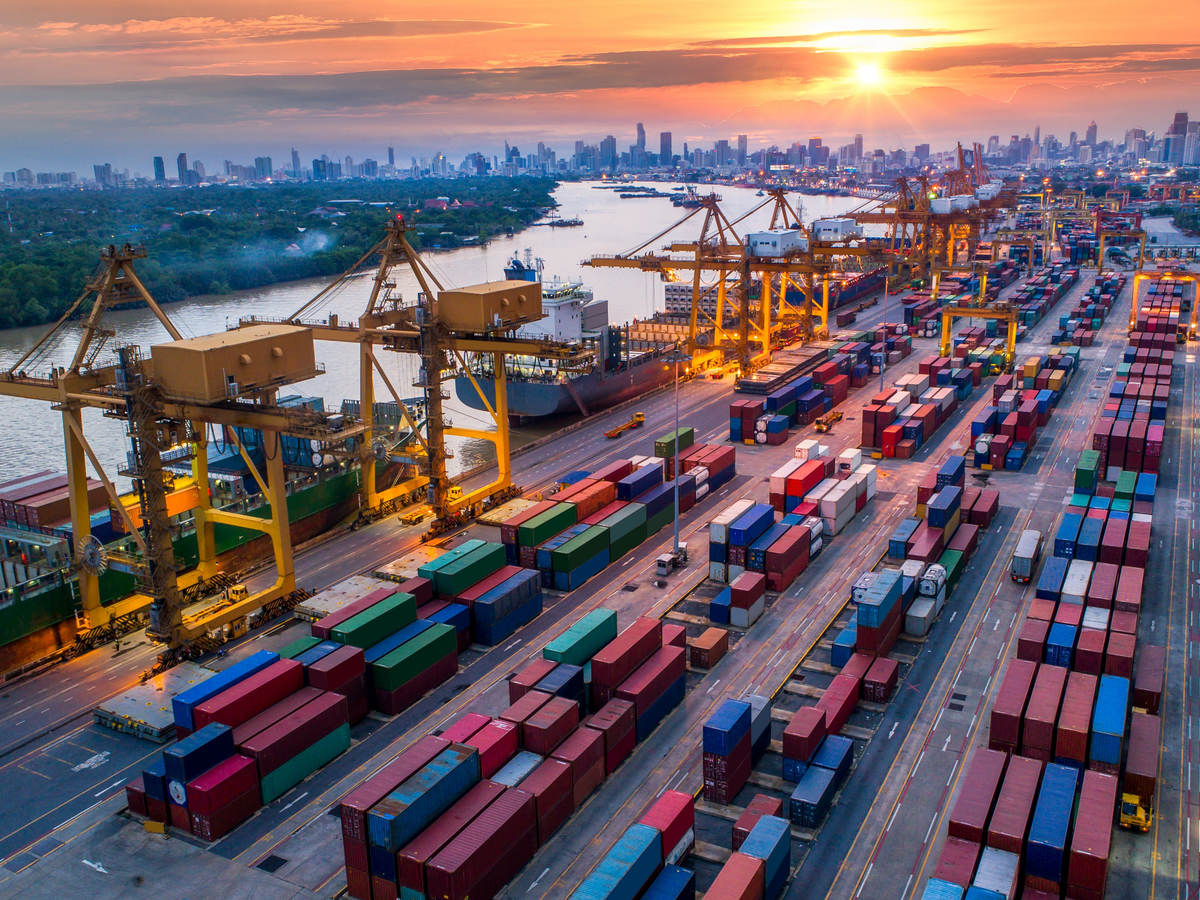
top-left (0, 182), bottom-right (865, 485)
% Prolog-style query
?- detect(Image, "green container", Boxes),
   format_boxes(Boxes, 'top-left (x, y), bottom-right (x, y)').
top-left (260, 722), bottom-right (351, 803)
top-left (654, 427), bottom-right (695, 459)
top-left (372, 623), bottom-right (458, 692)
top-left (1111, 497), bottom-right (1132, 514)
top-left (332, 592), bottom-right (416, 647)
top-left (278, 636), bottom-right (322, 659)
top-left (645, 506), bottom-right (674, 536)
top-left (1116, 362), bottom-right (1130, 377)
top-left (419, 539), bottom-right (485, 578)
top-left (601, 503), bottom-right (647, 542)
top-left (1115, 470), bottom-right (1137, 501)
top-left (543, 608), bottom-right (617, 666)
top-left (1068, 492), bottom-right (1090, 508)
top-left (431, 542), bottom-right (506, 596)
top-left (553, 526), bottom-right (610, 572)
top-left (518, 503), bottom-right (578, 547)
top-left (1075, 450), bottom-right (1101, 492)
top-left (779, 401), bottom-right (797, 420)
top-left (938, 549), bottom-right (964, 589)
top-left (610, 527), bottom-right (644, 561)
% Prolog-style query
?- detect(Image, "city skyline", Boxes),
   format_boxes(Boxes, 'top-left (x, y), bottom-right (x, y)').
top-left (1, 2), bottom-right (1198, 170)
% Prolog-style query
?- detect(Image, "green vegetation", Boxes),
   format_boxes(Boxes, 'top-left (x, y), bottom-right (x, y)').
top-left (0, 177), bottom-right (557, 330)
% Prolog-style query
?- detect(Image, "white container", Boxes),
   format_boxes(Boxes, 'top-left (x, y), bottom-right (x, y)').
top-left (1082, 606), bottom-right (1110, 631)
top-left (931, 585), bottom-right (947, 615)
top-left (856, 464), bottom-right (878, 499)
top-left (930, 197), bottom-right (952, 214)
top-left (747, 228), bottom-right (808, 256)
top-left (972, 847), bottom-right (1019, 899)
top-left (815, 443), bottom-right (830, 459)
top-left (770, 459), bottom-right (803, 493)
top-left (708, 561), bottom-right (728, 582)
top-left (806, 478), bottom-right (838, 505)
top-left (801, 516), bottom-right (825, 540)
top-left (696, 483), bottom-right (709, 501)
top-left (630, 455), bottom-right (650, 467)
top-left (709, 498), bottom-right (754, 543)
top-left (731, 596), bottom-right (764, 628)
top-left (1062, 559), bottom-right (1093, 605)
top-left (837, 448), bottom-right (863, 473)
top-left (795, 438), bottom-right (819, 460)
top-left (665, 828), bottom-right (694, 866)
top-left (900, 559), bottom-right (926, 580)
top-left (693, 466), bottom-right (709, 485)
top-left (852, 572), bottom-right (878, 602)
top-left (905, 598), bottom-right (936, 636)
top-left (919, 564), bottom-right (948, 598)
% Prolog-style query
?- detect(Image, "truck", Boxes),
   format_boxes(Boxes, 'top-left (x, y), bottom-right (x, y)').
top-left (1121, 711), bottom-right (1160, 831)
top-left (1010, 529), bottom-right (1042, 583)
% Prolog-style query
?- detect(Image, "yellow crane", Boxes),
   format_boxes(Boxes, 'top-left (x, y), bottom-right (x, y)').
top-left (938, 300), bottom-right (1019, 372)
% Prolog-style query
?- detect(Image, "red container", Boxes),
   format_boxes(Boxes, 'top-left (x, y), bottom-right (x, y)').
top-left (987, 754), bottom-right (1043, 854)
top-left (125, 777), bottom-right (148, 817)
top-left (1111, 608), bottom-right (1138, 636)
top-left (441, 712), bottom-right (491, 744)
top-left (783, 706), bottom-right (826, 762)
top-left (863, 656), bottom-right (899, 703)
top-left (426, 788), bottom-right (538, 900)
top-left (509, 657), bottom-right (558, 702)
top-left (1133, 644), bottom-right (1166, 714)
top-left (519, 758), bottom-right (574, 845)
top-left (615, 646), bottom-right (685, 717)
top-left (145, 795), bottom-right (168, 824)
top-left (662, 623), bottom-right (687, 648)
top-left (704, 733), bottom-right (751, 804)
top-left (168, 801), bottom-right (191, 832)
top-left (689, 627), bottom-right (729, 669)
top-left (523, 696), bottom-right (580, 756)
top-left (1125, 520), bottom-right (1151, 568)
top-left (1104, 631), bottom-right (1136, 678)
top-left (947, 522), bottom-right (979, 557)
top-left (339, 735), bottom-right (448, 844)
top-left (306, 645), bottom-right (366, 693)
top-left (732, 794), bottom-right (784, 850)
top-left (311, 586), bottom-right (396, 639)
top-left (1056, 671), bottom-right (1097, 765)
top-left (345, 865), bottom-right (371, 900)
top-left (1022, 664), bottom-right (1067, 761)
top-left (816, 673), bottom-right (858, 734)
top-left (990, 659), bottom-right (1036, 752)
top-left (1086, 562), bottom-right (1118, 609)
top-left (467, 720), bottom-right (518, 778)
top-left (1068, 769), bottom-right (1120, 898)
top-left (241, 691), bottom-right (348, 777)
top-left (188, 786), bottom-right (259, 842)
top-left (589, 459), bottom-right (634, 484)
top-left (1099, 519), bottom-right (1127, 565)
top-left (193, 658), bottom-right (304, 729)
top-left (971, 489), bottom-right (1000, 528)
top-left (396, 576), bottom-right (434, 606)
top-left (1074, 628), bottom-right (1106, 676)
top-left (706, 853), bottom-right (765, 899)
top-left (396, 780), bottom-right (507, 895)
top-left (934, 836), bottom-right (981, 886)
top-left (185, 753), bottom-right (259, 816)
top-left (233, 686), bottom-right (321, 746)
top-left (457, 565), bottom-right (524, 607)
top-left (591, 617), bottom-right (662, 704)
top-left (1017, 618), bottom-right (1049, 662)
top-left (1027, 598), bottom-right (1055, 622)
top-left (500, 689), bottom-right (552, 733)
top-left (1115, 566), bottom-right (1144, 612)
top-left (730, 572), bottom-right (766, 608)
top-left (948, 748), bottom-right (1007, 844)
top-left (587, 698), bottom-right (637, 774)
top-left (373, 651), bottom-right (457, 715)
top-left (1054, 602), bottom-right (1082, 629)
top-left (550, 725), bottom-right (605, 806)
top-left (1126, 712), bottom-right (1160, 804)
top-left (841, 652), bottom-right (873, 691)
top-left (640, 789), bottom-right (694, 859)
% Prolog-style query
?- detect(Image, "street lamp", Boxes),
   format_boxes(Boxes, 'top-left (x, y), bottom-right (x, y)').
top-left (672, 340), bottom-right (682, 558)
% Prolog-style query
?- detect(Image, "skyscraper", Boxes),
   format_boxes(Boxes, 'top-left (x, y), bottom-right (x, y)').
top-left (853, 134), bottom-right (863, 161)
top-left (600, 135), bottom-right (617, 169)
top-left (254, 156), bottom-right (272, 179)
top-left (659, 132), bottom-right (672, 166)
top-left (152, 156), bottom-right (166, 182)
top-left (737, 134), bottom-right (748, 165)
top-left (715, 139), bottom-right (731, 166)
top-left (176, 152), bottom-right (188, 182)
top-left (387, 146), bottom-right (395, 168)
top-left (1085, 121), bottom-right (1098, 146)
top-left (636, 123), bottom-right (646, 150)
top-left (1165, 112), bottom-right (1189, 164)
top-left (1033, 125), bottom-right (1041, 147)
top-left (291, 147), bottom-right (301, 175)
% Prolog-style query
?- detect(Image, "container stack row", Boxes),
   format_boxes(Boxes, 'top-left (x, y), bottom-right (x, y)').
top-left (1052, 271), bottom-right (1124, 346)
top-left (862, 353), bottom-right (988, 457)
top-left (971, 350), bottom-right (1078, 470)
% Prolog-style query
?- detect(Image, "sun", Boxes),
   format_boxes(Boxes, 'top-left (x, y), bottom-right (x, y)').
top-left (855, 60), bottom-right (884, 87)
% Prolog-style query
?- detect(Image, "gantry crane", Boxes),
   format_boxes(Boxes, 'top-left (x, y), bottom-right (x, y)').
top-left (0, 244), bottom-right (364, 654)
top-left (1130, 269), bottom-right (1197, 340)
top-left (1095, 210), bottom-right (1147, 270)
top-left (939, 300), bottom-right (1020, 372)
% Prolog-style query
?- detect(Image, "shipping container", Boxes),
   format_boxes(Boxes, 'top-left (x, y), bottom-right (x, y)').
top-left (1026, 763), bottom-right (1079, 891)
top-left (986, 754), bottom-right (1043, 854)
top-left (949, 749), bottom-right (1007, 844)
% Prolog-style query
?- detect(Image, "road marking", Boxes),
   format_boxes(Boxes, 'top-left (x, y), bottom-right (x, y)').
top-left (886, 805), bottom-right (900, 832)
top-left (932, 709), bottom-right (944, 732)
top-left (914, 750), bottom-right (925, 774)
top-left (983, 674), bottom-right (992, 695)
top-left (503, 640), bottom-right (522, 652)
top-left (81, 859), bottom-right (108, 874)
top-left (969, 713), bottom-right (977, 732)
top-left (888, 721), bottom-right (898, 740)
top-left (279, 791), bottom-right (308, 812)
top-left (951, 670), bottom-right (961, 690)
top-left (942, 734), bottom-right (951, 753)
top-left (949, 611), bottom-right (957, 624)
top-left (924, 812), bottom-right (938, 843)
top-left (706, 679), bottom-right (721, 694)
top-left (856, 863), bottom-right (873, 897)
top-left (529, 867), bottom-right (550, 890)
top-left (992, 618), bottom-right (999, 632)
top-left (904, 874), bottom-right (913, 898)
top-left (968, 636), bottom-right (977, 655)
top-left (71, 752), bottom-right (109, 773)
top-left (946, 759), bottom-right (959, 786)
top-left (1010, 612), bottom-right (1017, 628)
top-left (92, 779), bottom-right (123, 798)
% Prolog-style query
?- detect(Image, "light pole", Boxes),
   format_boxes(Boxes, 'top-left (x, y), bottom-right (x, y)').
top-left (879, 274), bottom-right (889, 393)
top-left (672, 340), bottom-right (681, 559)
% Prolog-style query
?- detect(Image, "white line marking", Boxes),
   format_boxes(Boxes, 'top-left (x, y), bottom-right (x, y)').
top-left (949, 611), bottom-right (957, 624)
top-left (969, 636), bottom-right (978, 655)
top-left (886, 805), bottom-right (900, 832)
top-left (81, 860), bottom-right (108, 874)
top-left (888, 721), bottom-right (898, 740)
top-left (279, 791), bottom-right (308, 812)
top-left (529, 868), bottom-right (551, 890)
top-left (904, 874), bottom-right (913, 898)
top-left (706, 679), bottom-right (722, 694)
top-left (983, 675), bottom-right (992, 695)
top-left (856, 863), bottom-right (874, 897)
top-left (924, 812), bottom-right (938, 843)
top-left (942, 734), bottom-right (951, 752)
top-left (969, 713), bottom-right (977, 732)
top-left (93, 779), bottom-right (123, 798)
top-left (932, 709), bottom-right (944, 732)
top-left (946, 759), bottom-right (959, 786)
top-left (914, 751), bottom-right (925, 774)
top-left (503, 640), bottom-right (522, 652)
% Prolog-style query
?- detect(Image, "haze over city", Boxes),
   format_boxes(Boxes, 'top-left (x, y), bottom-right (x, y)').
top-left (3, 0), bottom-right (1199, 170)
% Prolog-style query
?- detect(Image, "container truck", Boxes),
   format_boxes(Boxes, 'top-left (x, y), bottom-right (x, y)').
top-left (1010, 529), bottom-right (1043, 583)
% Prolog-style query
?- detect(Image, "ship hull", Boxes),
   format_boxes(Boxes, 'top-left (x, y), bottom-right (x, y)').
top-left (456, 359), bottom-right (675, 419)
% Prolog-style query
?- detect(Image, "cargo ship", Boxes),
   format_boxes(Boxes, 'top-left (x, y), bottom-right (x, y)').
top-left (453, 255), bottom-right (678, 419)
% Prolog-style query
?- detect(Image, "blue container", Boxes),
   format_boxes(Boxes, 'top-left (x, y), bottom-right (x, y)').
top-left (1091, 674), bottom-right (1130, 766)
top-left (475, 593), bottom-right (542, 646)
top-left (729, 504), bottom-right (775, 547)
top-left (367, 746), bottom-right (481, 851)
top-left (641, 865), bottom-right (695, 900)
top-left (709, 539), bottom-right (728, 563)
top-left (810, 734), bottom-right (854, 788)
top-left (554, 548), bottom-right (611, 591)
top-left (781, 512), bottom-right (804, 526)
top-left (921, 881), bottom-right (965, 900)
top-left (162, 723), bottom-right (234, 789)
top-left (295, 640), bottom-right (341, 667)
top-left (831, 626), bottom-right (857, 667)
top-left (1135, 472), bottom-right (1157, 503)
top-left (710, 588), bottom-right (731, 624)
top-left (741, 815), bottom-right (790, 899)
top-left (369, 843), bottom-right (397, 880)
top-left (1045, 623), bottom-right (1077, 668)
top-left (636, 675), bottom-right (685, 741)
top-left (855, 570), bottom-right (901, 628)
top-left (428, 603), bottom-right (471, 636)
top-left (535, 663), bottom-right (585, 707)
top-left (1075, 516), bottom-right (1103, 562)
top-left (571, 823), bottom-right (662, 899)
top-left (172, 649), bottom-right (279, 730)
top-left (1026, 763), bottom-right (1079, 886)
top-left (474, 569), bottom-right (542, 625)
top-left (703, 699), bottom-right (752, 755)
top-left (937, 456), bottom-right (965, 488)
top-left (782, 756), bottom-right (807, 782)
top-left (142, 757), bottom-right (168, 802)
top-left (1053, 513), bottom-right (1082, 559)
top-left (493, 750), bottom-right (542, 787)
top-left (889, 518), bottom-right (920, 558)
top-left (538, 524), bottom-right (589, 571)
top-left (789, 764), bottom-right (837, 827)
top-left (971, 407), bottom-right (997, 438)
top-left (927, 486), bottom-right (962, 529)
top-left (964, 888), bottom-right (1004, 900)
top-left (365, 619), bottom-right (434, 665)
top-left (640, 483), bottom-right (677, 518)
top-left (617, 465), bottom-right (663, 502)
top-left (730, 420), bottom-right (742, 441)
top-left (1036, 556), bottom-right (1069, 602)
top-left (748, 523), bottom-right (791, 571)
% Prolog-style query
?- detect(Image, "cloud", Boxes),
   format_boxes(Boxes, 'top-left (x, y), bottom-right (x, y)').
top-left (689, 28), bottom-right (988, 48)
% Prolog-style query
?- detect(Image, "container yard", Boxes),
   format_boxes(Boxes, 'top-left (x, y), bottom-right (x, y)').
top-left (0, 173), bottom-right (1196, 900)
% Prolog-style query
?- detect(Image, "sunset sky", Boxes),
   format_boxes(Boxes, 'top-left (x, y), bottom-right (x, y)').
top-left (3, 0), bottom-right (1199, 172)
